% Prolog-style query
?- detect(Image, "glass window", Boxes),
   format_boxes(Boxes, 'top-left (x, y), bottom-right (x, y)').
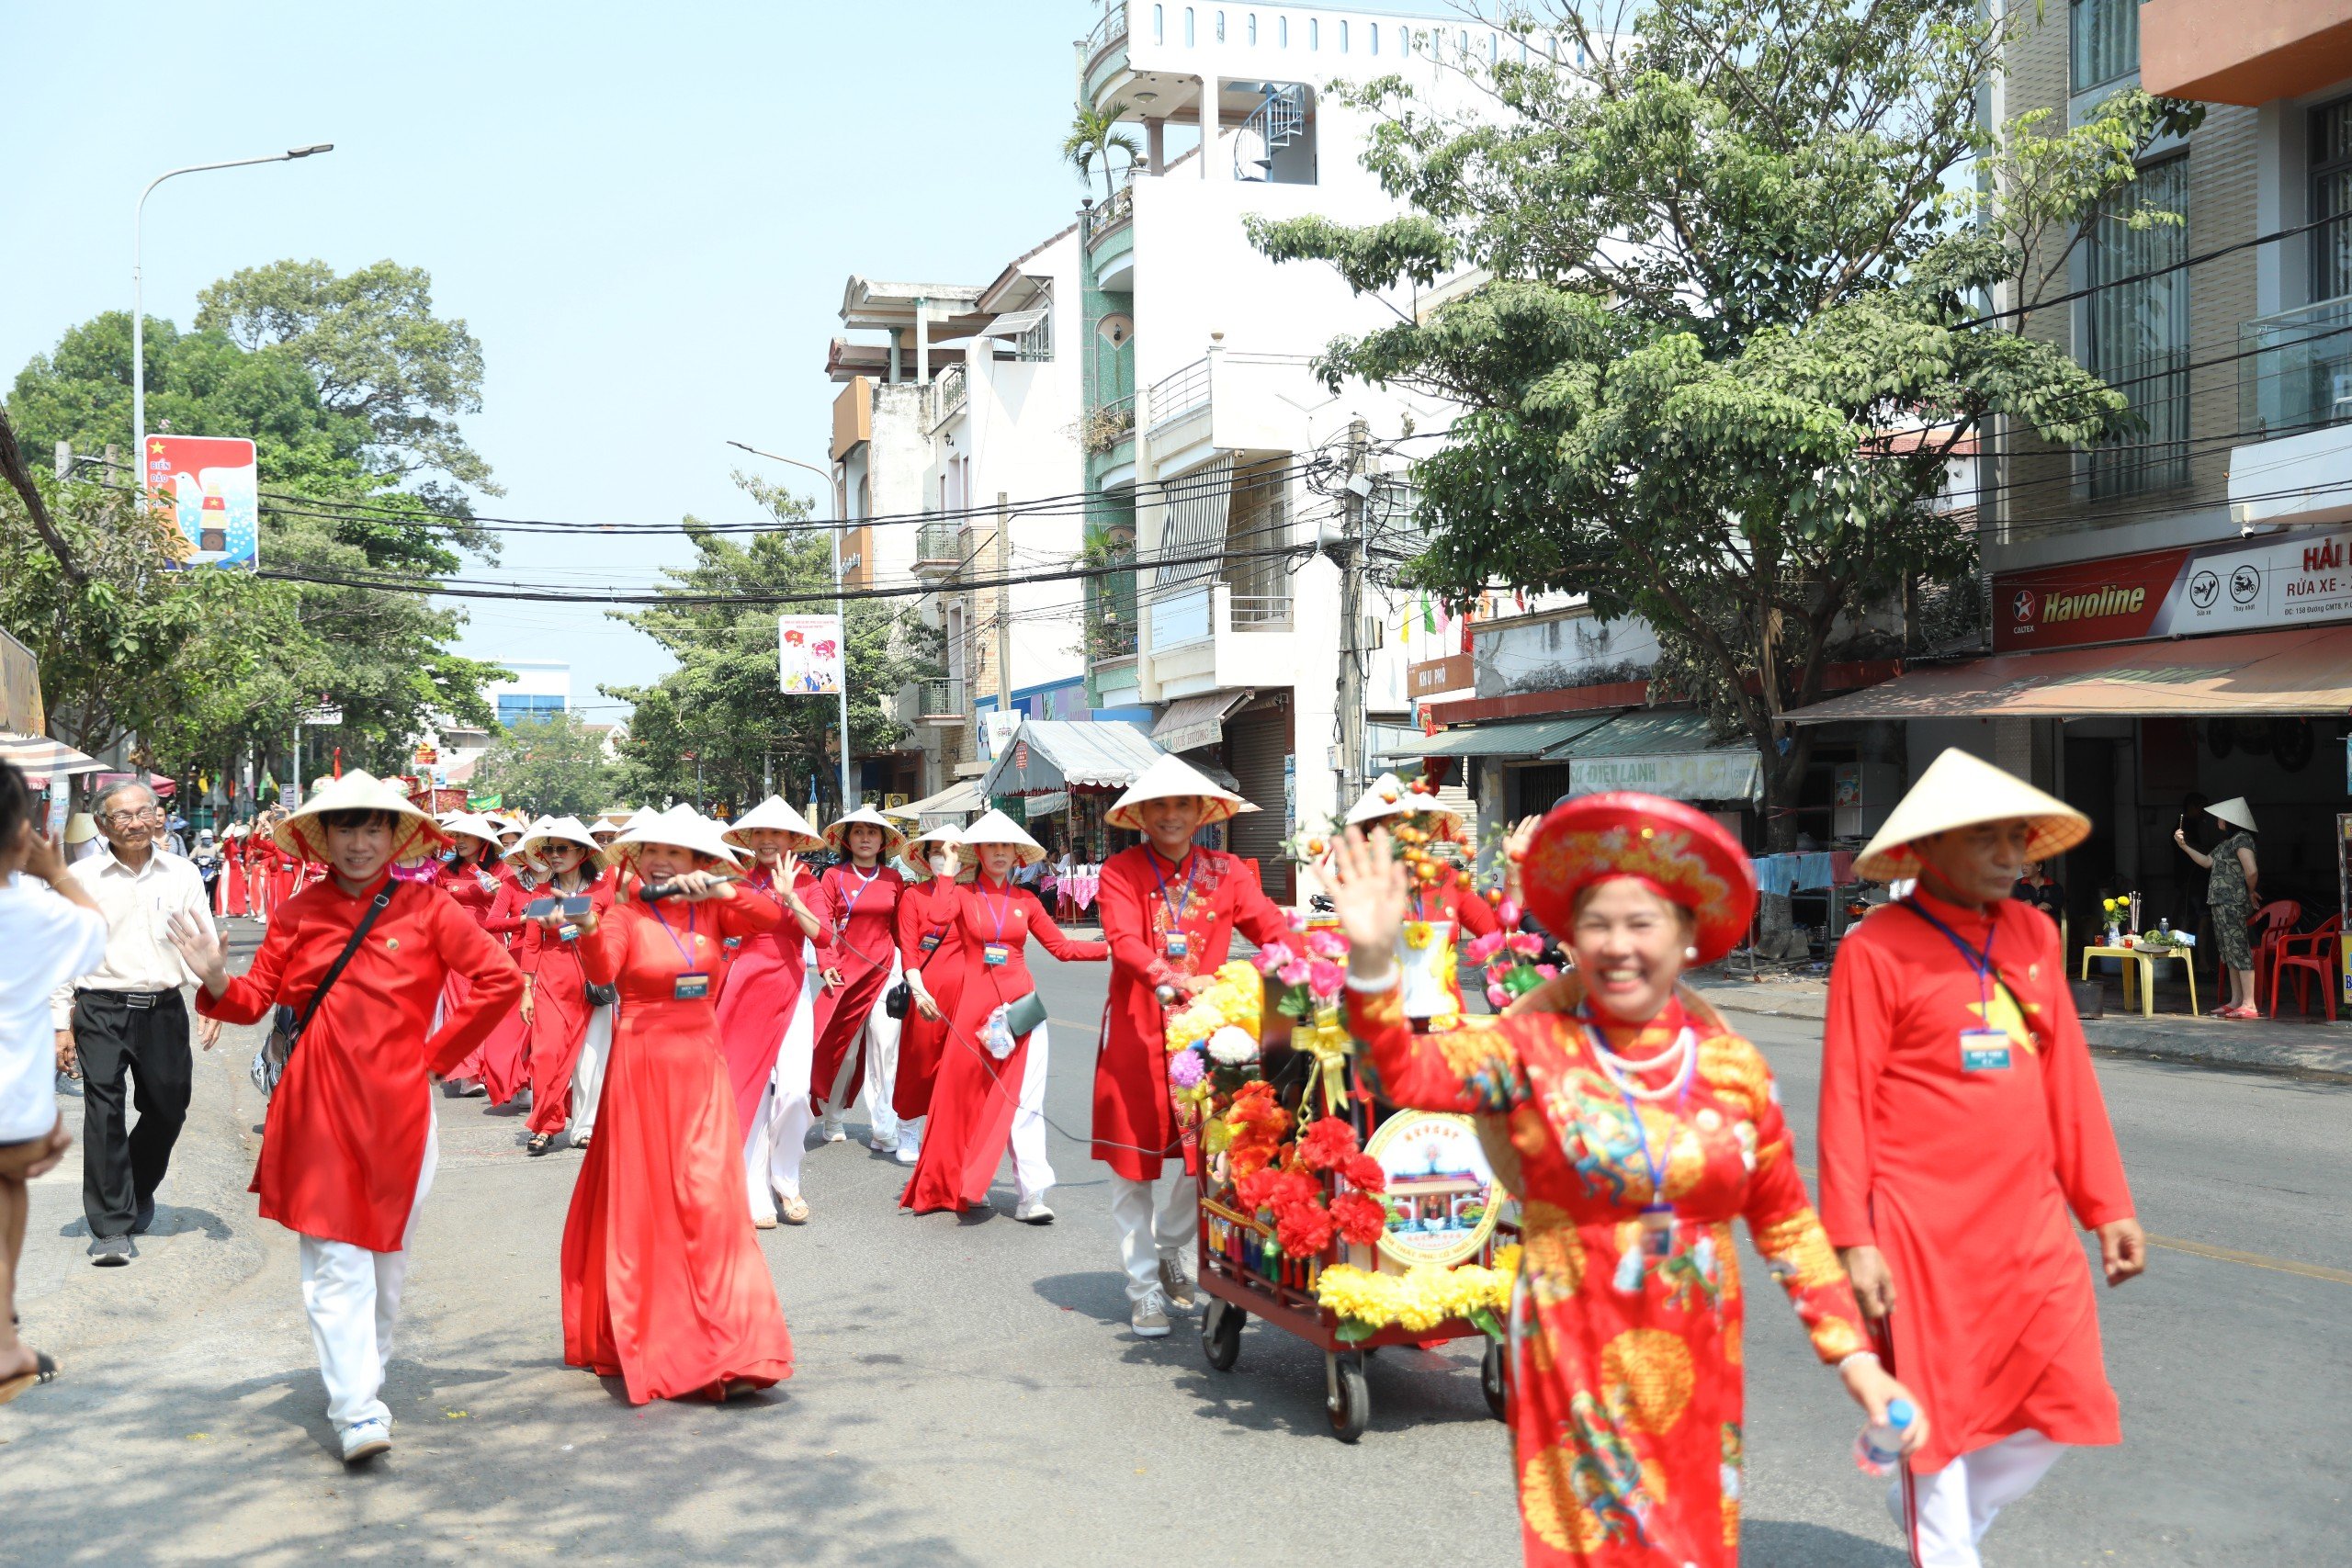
top-left (2314, 96), bottom-right (2352, 301)
top-left (2070, 0), bottom-right (2139, 95)
top-left (1278, 15), bottom-right (1287, 46)
top-left (1216, 9), bottom-right (1226, 41)
top-left (1368, 19), bottom-right (1378, 54)
top-left (1184, 6), bottom-right (1194, 46)
top-left (1154, 5), bottom-right (1164, 44)
top-left (2086, 156), bottom-right (2189, 498)
top-left (1308, 17), bottom-right (1318, 49)
top-left (1340, 19), bottom-right (1349, 51)
top-left (497, 694), bottom-right (566, 728)
top-left (1248, 12), bottom-right (1257, 44)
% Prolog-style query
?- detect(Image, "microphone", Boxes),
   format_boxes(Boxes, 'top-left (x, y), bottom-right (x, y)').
top-left (639, 879), bottom-right (682, 902)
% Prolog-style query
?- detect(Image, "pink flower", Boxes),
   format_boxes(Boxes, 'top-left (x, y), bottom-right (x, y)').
top-left (1463, 931), bottom-right (1506, 966)
top-left (1497, 897), bottom-right (1521, 926)
top-left (1286, 910), bottom-right (1310, 932)
top-left (1253, 941), bottom-right (1297, 975)
top-left (1306, 930), bottom-right (1348, 960)
top-left (1486, 980), bottom-right (1511, 1009)
top-left (1507, 931), bottom-right (1545, 958)
top-left (1533, 964), bottom-right (1560, 980)
top-left (1307, 958), bottom-right (1345, 998)
top-left (1278, 959), bottom-right (1313, 987)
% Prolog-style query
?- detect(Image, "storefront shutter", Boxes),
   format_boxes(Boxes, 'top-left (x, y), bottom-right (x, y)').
top-left (1226, 701), bottom-right (1294, 902)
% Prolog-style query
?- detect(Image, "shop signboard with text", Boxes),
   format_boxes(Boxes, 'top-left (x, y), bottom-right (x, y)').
top-left (1995, 526), bottom-right (2352, 652)
top-left (146, 434), bottom-right (258, 570)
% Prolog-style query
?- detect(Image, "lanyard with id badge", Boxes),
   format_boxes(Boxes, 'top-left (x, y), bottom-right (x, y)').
top-left (979, 886), bottom-right (1016, 968)
top-left (1901, 900), bottom-right (2018, 1073)
top-left (650, 902), bottom-right (711, 999)
top-left (1150, 852), bottom-right (1202, 962)
top-left (1580, 1010), bottom-right (1697, 1262)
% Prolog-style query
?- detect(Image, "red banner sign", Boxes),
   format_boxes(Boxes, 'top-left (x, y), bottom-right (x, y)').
top-left (1994, 525), bottom-right (2352, 652)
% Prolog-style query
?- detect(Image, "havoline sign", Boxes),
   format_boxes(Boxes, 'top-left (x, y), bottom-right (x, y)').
top-left (1994, 525), bottom-right (2352, 652)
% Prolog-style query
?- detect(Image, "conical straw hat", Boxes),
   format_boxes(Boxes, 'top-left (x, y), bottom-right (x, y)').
top-left (609, 804), bottom-right (743, 868)
top-left (902, 822), bottom-right (967, 881)
top-left (724, 795), bottom-right (825, 852)
top-left (276, 770), bottom-right (444, 864)
top-left (2207, 796), bottom-right (2256, 833)
top-left (1105, 753), bottom-right (1258, 831)
top-left (441, 812), bottom-right (505, 852)
top-left (1344, 770), bottom-right (1461, 828)
top-left (1854, 749), bottom-right (2090, 882)
top-left (956, 808), bottom-right (1047, 867)
top-left (520, 815), bottom-right (604, 858)
top-left (823, 803), bottom-right (908, 859)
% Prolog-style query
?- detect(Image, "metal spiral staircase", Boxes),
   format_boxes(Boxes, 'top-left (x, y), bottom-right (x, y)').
top-left (1236, 84), bottom-right (1306, 181)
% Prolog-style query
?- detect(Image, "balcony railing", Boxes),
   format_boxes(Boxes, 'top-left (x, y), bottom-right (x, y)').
top-left (919, 677), bottom-right (967, 720)
top-left (1083, 2), bottom-right (1128, 73)
top-left (915, 519), bottom-right (961, 568)
top-left (1088, 611), bottom-right (1138, 660)
top-left (2241, 295), bottom-right (2352, 439)
top-left (930, 362), bottom-right (967, 427)
top-left (1085, 183), bottom-right (1135, 247)
top-left (1083, 393), bottom-right (1136, 456)
top-left (1227, 592), bottom-right (1294, 630)
top-left (1147, 357), bottom-right (1210, 431)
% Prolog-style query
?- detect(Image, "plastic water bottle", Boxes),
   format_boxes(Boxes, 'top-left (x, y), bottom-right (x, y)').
top-left (1854, 1399), bottom-right (1916, 1476)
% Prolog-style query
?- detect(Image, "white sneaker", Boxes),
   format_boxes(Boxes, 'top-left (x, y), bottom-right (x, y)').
top-left (340, 1417), bottom-right (391, 1463)
top-left (894, 1141), bottom-right (921, 1166)
top-left (1131, 1288), bottom-right (1173, 1338)
top-left (1012, 1196), bottom-right (1055, 1224)
top-left (820, 1115), bottom-right (845, 1144)
top-left (1158, 1254), bottom-right (1198, 1311)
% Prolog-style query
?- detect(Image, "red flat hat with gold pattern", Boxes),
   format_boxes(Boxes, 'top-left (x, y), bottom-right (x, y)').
top-left (1521, 792), bottom-right (1756, 965)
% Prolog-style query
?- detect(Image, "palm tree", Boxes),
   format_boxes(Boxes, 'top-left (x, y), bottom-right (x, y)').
top-left (1061, 101), bottom-right (1142, 204)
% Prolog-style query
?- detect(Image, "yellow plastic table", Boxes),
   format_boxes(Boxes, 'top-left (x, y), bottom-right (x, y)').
top-left (2078, 945), bottom-right (2199, 1018)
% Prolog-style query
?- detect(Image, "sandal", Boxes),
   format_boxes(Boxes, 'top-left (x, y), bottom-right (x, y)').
top-left (526, 1133), bottom-right (555, 1157)
top-left (571, 1134), bottom-right (590, 1153)
top-left (778, 1195), bottom-right (809, 1224)
top-left (0, 1349), bottom-right (58, 1406)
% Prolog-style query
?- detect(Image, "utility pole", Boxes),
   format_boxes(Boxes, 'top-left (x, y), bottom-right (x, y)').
top-left (1337, 417), bottom-right (1371, 809)
top-left (995, 491), bottom-right (1014, 735)
top-left (289, 724), bottom-right (301, 808)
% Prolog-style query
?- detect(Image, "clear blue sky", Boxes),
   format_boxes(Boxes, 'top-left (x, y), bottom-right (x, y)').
top-left (4, 1), bottom-right (1453, 719)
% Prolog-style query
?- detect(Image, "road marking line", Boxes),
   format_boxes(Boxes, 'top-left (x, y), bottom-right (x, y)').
top-left (1791, 1164), bottom-right (2350, 1284)
top-left (2143, 1234), bottom-right (2352, 1286)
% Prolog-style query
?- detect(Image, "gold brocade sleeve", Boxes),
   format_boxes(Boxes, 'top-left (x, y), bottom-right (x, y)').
top-left (1345, 981), bottom-right (1529, 1113)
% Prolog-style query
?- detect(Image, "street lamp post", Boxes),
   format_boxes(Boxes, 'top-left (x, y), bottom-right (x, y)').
top-left (132, 145), bottom-right (333, 481)
top-left (727, 440), bottom-right (854, 816)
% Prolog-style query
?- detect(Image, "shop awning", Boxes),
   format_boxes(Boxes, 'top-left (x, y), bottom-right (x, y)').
top-left (888, 779), bottom-right (982, 820)
top-left (1022, 791), bottom-right (1070, 818)
top-left (1377, 714), bottom-right (1620, 760)
top-left (1784, 624), bottom-right (2352, 723)
top-left (979, 719), bottom-right (1167, 795)
top-left (1150, 689), bottom-right (1253, 754)
top-left (1553, 711), bottom-right (1762, 801)
top-left (0, 733), bottom-right (105, 783)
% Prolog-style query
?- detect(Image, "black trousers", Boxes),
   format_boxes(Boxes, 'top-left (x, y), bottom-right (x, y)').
top-left (73, 989), bottom-right (192, 1239)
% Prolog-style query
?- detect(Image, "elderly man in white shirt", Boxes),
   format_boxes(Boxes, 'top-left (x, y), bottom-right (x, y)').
top-left (50, 782), bottom-right (220, 1266)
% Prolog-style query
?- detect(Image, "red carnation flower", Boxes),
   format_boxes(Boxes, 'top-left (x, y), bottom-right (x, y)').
top-left (1340, 1153), bottom-right (1387, 1193)
top-left (1298, 1116), bottom-right (1360, 1172)
top-left (1236, 1168), bottom-right (1287, 1213)
top-left (1329, 1190), bottom-right (1387, 1247)
top-left (1274, 1199), bottom-right (1336, 1258)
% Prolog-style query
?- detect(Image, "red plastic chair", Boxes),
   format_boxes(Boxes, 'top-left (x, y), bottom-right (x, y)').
top-left (2270, 915), bottom-right (2346, 1021)
top-left (2243, 900), bottom-right (2301, 1008)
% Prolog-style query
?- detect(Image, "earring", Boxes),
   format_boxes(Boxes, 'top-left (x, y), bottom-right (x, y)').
top-left (1684, 945), bottom-right (1700, 961)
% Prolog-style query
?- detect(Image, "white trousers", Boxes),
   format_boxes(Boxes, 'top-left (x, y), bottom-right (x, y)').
top-left (1894, 1431), bottom-right (2067, 1568)
top-left (744, 975), bottom-right (820, 1213)
top-left (858, 960), bottom-right (904, 1145)
top-left (1109, 1168), bottom-right (1196, 1305)
top-left (299, 1102), bottom-right (438, 1432)
top-left (1004, 1021), bottom-right (1054, 1204)
top-left (570, 1006), bottom-right (613, 1140)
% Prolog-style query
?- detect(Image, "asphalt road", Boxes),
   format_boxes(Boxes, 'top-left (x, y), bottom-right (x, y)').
top-left (6, 936), bottom-right (2346, 1565)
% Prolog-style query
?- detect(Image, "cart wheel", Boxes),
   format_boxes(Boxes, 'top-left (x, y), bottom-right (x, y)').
top-left (1325, 1351), bottom-right (1371, 1443)
top-left (1201, 1298), bottom-right (1245, 1371)
top-left (1480, 1337), bottom-right (1508, 1422)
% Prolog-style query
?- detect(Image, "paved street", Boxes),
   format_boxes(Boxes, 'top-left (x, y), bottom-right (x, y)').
top-left (6, 937), bottom-right (2348, 1565)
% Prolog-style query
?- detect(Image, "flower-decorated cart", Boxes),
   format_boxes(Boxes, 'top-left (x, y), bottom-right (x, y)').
top-left (1167, 911), bottom-right (1540, 1442)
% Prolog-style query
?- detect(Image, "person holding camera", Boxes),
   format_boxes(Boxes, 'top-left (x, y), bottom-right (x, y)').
top-left (515, 818), bottom-right (620, 1157)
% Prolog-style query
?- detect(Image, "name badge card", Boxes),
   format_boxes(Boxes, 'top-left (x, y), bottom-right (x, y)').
top-left (920, 931), bottom-right (944, 953)
top-left (983, 942), bottom-right (1010, 967)
top-left (1165, 931), bottom-right (1190, 959)
top-left (1959, 1029), bottom-right (2012, 1072)
top-left (673, 972), bottom-right (711, 1000)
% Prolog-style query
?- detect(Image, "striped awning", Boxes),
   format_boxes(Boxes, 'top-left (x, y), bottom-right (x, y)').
top-left (0, 733), bottom-right (106, 782)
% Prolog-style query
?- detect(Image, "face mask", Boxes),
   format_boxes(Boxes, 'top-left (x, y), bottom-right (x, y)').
top-left (930, 854), bottom-right (959, 878)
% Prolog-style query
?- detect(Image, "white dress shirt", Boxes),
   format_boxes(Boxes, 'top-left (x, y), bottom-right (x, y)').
top-left (48, 845), bottom-right (213, 1028)
top-left (3, 873), bottom-right (109, 1140)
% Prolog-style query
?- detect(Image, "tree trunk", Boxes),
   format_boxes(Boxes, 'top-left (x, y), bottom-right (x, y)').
top-left (1751, 728), bottom-right (1815, 961)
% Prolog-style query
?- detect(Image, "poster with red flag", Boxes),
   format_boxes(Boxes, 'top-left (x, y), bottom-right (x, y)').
top-left (145, 434), bottom-right (258, 570)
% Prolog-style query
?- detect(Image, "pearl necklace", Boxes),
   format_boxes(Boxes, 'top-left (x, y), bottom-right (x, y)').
top-left (1586, 1026), bottom-right (1697, 1101)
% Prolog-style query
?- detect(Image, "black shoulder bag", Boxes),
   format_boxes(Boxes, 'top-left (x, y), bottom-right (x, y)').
top-left (885, 923), bottom-right (950, 1020)
top-left (252, 887), bottom-right (394, 1099)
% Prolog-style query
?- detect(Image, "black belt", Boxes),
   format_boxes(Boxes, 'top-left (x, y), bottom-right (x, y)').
top-left (80, 988), bottom-right (184, 1010)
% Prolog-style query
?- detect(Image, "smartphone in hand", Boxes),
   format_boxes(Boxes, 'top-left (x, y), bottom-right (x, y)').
top-left (526, 896), bottom-right (557, 919)
top-left (560, 894), bottom-right (594, 917)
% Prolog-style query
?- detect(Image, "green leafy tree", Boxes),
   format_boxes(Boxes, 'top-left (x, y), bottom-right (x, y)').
top-left (607, 474), bottom-right (940, 814)
top-left (1250, 0), bottom-right (2173, 874)
top-left (466, 712), bottom-right (625, 818)
top-left (6, 262), bottom-right (505, 781)
top-left (1061, 101), bottom-right (1143, 202)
